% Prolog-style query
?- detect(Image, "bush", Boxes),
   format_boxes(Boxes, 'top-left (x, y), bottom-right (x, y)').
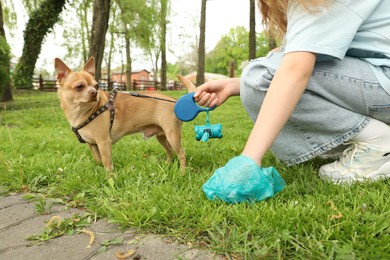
top-left (0, 36), bottom-right (11, 97)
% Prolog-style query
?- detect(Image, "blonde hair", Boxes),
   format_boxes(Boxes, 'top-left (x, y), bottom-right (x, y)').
top-left (257, 0), bottom-right (327, 39)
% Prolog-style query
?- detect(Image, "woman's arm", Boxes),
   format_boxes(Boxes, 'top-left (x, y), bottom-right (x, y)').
top-left (242, 51), bottom-right (317, 166)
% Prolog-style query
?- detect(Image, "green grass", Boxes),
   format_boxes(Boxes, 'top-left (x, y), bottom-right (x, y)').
top-left (1, 90), bottom-right (389, 259)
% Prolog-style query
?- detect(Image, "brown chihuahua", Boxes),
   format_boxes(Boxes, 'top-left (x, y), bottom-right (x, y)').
top-left (55, 57), bottom-right (195, 171)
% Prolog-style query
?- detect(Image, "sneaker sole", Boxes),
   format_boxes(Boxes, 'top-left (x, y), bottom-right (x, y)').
top-left (319, 160), bottom-right (390, 184)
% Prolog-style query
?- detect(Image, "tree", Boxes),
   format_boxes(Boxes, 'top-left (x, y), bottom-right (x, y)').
top-left (13, 0), bottom-right (66, 89)
top-left (248, 0), bottom-right (256, 60)
top-left (159, 0), bottom-right (168, 90)
top-left (196, 0), bottom-right (206, 86)
top-left (104, 3), bottom-right (119, 86)
top-left (79, 1), bottom-right (92, 62)
top-left (89, 0), bottom-right (111, 80)
top-left (61, 0), bottom-right (93, 65)
top-left (143, 0), bottom-right (173, 90)
top-left (22, 0), bottom-right (44, 12)
top-left (115, 0), bottom-right (135, 90)
top-left (1, 0), bottom-right (17, 34)
top-left (145, 2), bottom-right (161, 88)
top-left (0, 0), bottom-right (12, 101)
top-left (205, 27), bottom-right (269, 76)
top-left (114, 0), bottom-right (155, 90)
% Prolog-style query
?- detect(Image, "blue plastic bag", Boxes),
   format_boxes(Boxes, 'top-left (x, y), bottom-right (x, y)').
top-left (202, 155), bottom-right (286, 203)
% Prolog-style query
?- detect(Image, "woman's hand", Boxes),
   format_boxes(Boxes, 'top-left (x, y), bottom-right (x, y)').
top-left (194, 78), bottom-right (240, 107)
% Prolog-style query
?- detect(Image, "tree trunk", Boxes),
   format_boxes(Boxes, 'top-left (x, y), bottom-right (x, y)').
top-left (154, 54), bottom-right (159, 88)
top-left (0, 2), bottom-right (5, 48)
top-left (106, 32), bottom-right (114, 90)
top-left (196, 0), bottom-right (206, 86)
top-left (89, 0), bottom-right (111, 80)
top-left (159, 0), bottom-right (168, 90)
top-left (0, 1), bottom-right (13, 101)
top-left (249, 0), bottom-right (256, 60)
top-left (125, 34), bottom-right (131, 91)
top-left (106, 6), bottom-right (118, 90)
top-left (79, 3), bottom-right (90, 62)
top-left (229, 60), bottom-right (235, 78)
top-left (13, 0), bottom-right (66, 89)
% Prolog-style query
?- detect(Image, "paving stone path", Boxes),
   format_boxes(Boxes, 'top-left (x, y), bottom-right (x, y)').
top-left (0, 193), bottom-right (220, 260)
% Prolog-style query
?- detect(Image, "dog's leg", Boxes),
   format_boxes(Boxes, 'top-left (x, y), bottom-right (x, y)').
top-left (97, 140), bottom-right (114, 171)
top-left (164, 131), bottom-right (186, 170)
top-left (156, 135), bottom-right (173, 163)
top-left (88, 143), bottom-right (102, 163)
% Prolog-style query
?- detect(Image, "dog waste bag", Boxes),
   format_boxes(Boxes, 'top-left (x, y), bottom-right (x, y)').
top-left (202, 155), bottom-right (286, 203)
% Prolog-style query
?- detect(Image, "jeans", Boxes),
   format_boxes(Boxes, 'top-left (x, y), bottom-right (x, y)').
top-left (240, 51), bottom-right (390, 166)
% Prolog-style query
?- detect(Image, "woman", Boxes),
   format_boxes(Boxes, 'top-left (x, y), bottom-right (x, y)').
top-left (196, 0), bottom-right (390, 200)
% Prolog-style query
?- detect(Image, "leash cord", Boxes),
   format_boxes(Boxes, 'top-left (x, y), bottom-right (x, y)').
top-left (127, 92), bottom-right (176, 103)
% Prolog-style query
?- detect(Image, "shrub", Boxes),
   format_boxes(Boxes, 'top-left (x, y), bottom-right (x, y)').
top-left (0, 36), bottom-right (11, 97)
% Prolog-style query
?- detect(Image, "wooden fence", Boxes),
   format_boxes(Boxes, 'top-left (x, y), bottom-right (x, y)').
top-left (33, 75), bottom-right (58, 91)
top-left (32, 75), bottom-right (184, 92)
top-left (132, 80), bottom-right (159, 91)
top-left (99, 79), bottom-right (184, 91)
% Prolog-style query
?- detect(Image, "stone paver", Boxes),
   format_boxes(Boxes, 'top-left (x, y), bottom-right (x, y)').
top-left (0, 193), bottom-right (221, 260)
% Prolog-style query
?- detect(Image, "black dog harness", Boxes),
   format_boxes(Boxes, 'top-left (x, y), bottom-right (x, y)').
top-left (72, 88), bottom-right (118, 143)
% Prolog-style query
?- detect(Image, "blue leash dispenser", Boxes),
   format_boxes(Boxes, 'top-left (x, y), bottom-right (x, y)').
top-left (174, 93), bottom-right (222, 142)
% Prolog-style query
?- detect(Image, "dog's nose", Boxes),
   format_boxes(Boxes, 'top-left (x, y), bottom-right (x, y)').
top-left (89, 88), bottom-right (97, 96)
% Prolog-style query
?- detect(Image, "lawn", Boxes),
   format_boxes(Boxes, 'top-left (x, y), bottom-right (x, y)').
top-left (1, 90), bottom-right (389, 259)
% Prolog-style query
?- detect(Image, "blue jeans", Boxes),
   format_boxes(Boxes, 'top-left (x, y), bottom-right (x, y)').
top-left (240, 51), bottom-right (390, 166)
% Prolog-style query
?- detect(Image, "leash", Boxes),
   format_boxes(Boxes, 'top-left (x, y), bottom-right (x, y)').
top-left (72, 88), bottom-right (118, 143)
top-left (127, 92), bottom-right (176, 103)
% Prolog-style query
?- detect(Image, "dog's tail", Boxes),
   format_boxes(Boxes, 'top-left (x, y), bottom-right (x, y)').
top-left (176, 75), bottom-right (197, 93)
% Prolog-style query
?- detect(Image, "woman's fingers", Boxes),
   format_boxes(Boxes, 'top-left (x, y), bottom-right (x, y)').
top-left (196, 92), bottom-right (218, 107)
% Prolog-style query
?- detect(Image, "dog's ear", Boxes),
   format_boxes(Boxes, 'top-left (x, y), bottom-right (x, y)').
top-left (83, 57), bottom-right (95, 76)
top-left (55, 58), bottom-right (71, 82)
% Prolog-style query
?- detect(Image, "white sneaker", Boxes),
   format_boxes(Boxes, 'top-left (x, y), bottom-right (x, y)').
top-left (318, 142), bottom-right (390, 183)
top-left (318, 143), bottom-right (350, 159)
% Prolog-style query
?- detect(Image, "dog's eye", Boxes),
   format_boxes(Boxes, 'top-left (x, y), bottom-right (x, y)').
top-left (94, 84), bottom-right (99, 90)
top-left (76, 84), bottom-right (84, 91)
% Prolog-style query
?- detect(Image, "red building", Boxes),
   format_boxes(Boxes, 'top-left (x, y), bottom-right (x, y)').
top-left (111, 69), bottom-right (151, 83)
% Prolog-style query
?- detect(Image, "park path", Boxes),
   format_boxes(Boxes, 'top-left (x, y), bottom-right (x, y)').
top-left (0, 193), bottom-right (220, 260)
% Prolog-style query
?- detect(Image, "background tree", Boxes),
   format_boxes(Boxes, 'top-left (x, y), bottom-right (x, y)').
top-left (169, 49), bottom-right (197, 80)
top-left (205, 27), bottom-right (269, 76)
top-left (145, 1), bottom-right (161, 86)
top-left (22, 0), bottom-right (43, 12)
top-left (166, 6), bottom-right (199, 80)
top-left (159, 0), bottom-right (168, 90)
top-left (114, 0), bottom-right (153, 90)
top-left (196, 0), bottom-right (206, 86)
top-left (143, 0), bottom-right (173, 89)
top-left (12, 0), bottom-right (66, 89)
top-left (249, 0), bottom-right (256, 60)
top-left (0, 0), bottom-right (12, 101)
top-left (104, 3), bottom-right (119, 85)
top-left (61, 0), bottom-right (93, 65)
top-left (1, 0), bottom-right (17, 34)
top-left (117, 0), bottom-right (133, 90)
top-left (89, 0), bottom-right (111, 80)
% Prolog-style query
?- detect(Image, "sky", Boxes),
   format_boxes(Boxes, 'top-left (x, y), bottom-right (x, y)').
top-left (7, 0), bottom-right (262, 73)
